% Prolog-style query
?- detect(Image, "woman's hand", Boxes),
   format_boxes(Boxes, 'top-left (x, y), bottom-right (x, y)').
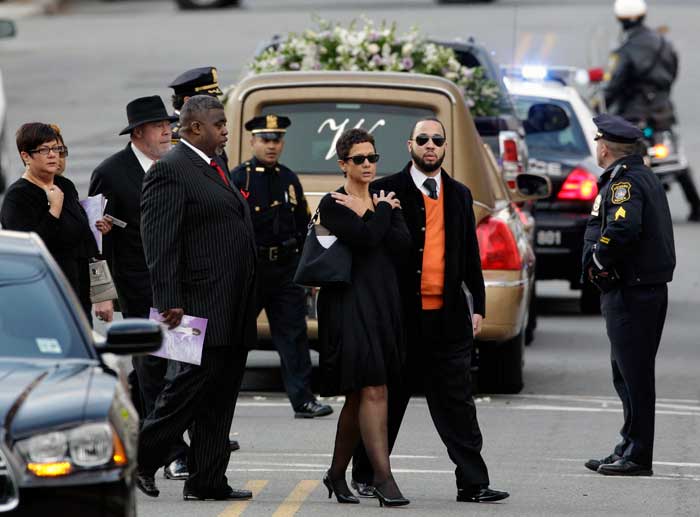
top-left (46, 185), bottom-right (64, 218)
top-left (373, 190), bottom-right (401, 210)
top-left (95, 217), bottom-right (113, 235)
top-left (94, 300), bottom-right (114, 323)
top-left (472, 314), bottom-right (483, 336)
top-left (331, 191), bottom-right (368, 217)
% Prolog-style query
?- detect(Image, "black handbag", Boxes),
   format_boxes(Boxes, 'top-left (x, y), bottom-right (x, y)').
top-left (293, 208), bottom-right (352, 288)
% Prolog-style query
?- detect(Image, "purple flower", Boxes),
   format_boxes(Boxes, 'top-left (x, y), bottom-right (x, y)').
top-left (372, 54), bottom-right (384, 66)
top-left (276, 56), bottom-right (286, 65)
top-left (369, 30), bottom-right (380, 42)
top-left (401, 57), bottom-right (414, 70)
top-left (289, 62), bottom-right (301, 70)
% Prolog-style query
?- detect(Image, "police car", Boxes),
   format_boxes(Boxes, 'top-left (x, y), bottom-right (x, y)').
top-left (503, 66), bottom-right (603, 313)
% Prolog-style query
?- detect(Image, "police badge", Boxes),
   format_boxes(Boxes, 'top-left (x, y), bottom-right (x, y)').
top-left (611, 182), bottom-right (631, 205)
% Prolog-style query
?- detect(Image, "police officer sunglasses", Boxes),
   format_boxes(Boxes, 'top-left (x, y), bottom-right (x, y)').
top-left (344, 153), bottom-right (380, 165)
top-left (413, 134), bottom-right (446, 147)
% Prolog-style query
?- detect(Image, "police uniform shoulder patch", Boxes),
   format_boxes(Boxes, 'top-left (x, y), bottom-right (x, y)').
top-left (611, 181), bottom-right (631, 205)
top-left (288, 184), bottom-right (297, 205)
top-left (591, 194), bottom-right (602, 216)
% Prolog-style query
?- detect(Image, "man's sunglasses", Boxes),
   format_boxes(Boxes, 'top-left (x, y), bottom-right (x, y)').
top-left (344, 153), bottom-right (380, 165)
top-left (413, 134), bottom-right (446, 147)
top-left (30, 145), bottom-right (68, 156)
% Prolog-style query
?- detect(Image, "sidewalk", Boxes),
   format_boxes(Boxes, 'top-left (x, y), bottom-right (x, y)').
top-left (0, 0), bottom-right (64, 19)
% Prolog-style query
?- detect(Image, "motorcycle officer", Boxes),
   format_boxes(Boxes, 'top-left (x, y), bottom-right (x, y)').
top-left (605, 0), bottom-right (700, 221)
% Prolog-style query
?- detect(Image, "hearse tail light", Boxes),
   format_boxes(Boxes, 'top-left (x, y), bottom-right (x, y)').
top-left (557, 168), bottom-right (598, 201)
top-left (477, 216), bottom-right (522, 271)
top-left (588, 67), bottom-right (605, 83)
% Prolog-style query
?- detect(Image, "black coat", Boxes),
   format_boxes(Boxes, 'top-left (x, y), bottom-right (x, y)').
top-left (605, 24), bottom-right (678, 128)
top-left (140, 142), bottom-right (258, 349)
top-left (89, 144), bottom-right (151, 313)
top-left (0, 175), bottom-right (97, 314)
top-left (583, 154), bottom-right (675, 286)
top-left (373, 163), bottom-right (485, 345)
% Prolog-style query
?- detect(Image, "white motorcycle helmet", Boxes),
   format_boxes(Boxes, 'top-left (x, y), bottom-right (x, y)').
top-left (614, 0), bottom-right (647, 19)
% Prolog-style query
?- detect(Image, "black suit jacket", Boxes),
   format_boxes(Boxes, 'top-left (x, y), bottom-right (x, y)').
top-left (140, 142), bottom-right (257, 349)
top-left (89, 143), bottom-right (151, 312)
top-left (373, 163), bottom-right (485, 345)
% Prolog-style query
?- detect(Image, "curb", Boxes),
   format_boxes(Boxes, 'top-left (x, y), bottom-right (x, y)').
top-left (0, 0), bottom-right (65, 19)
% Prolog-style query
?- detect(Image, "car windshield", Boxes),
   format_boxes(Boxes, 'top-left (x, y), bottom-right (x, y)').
top-left (0, 254), bottom-right (88, 359)
top-left (513, 95), bottom-right (590, 160)
top-left (261, 103), bottom-right (434, 174)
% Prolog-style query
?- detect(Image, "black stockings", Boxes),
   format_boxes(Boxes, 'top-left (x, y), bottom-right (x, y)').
top-left (329, 385), bottom-right (391, 485)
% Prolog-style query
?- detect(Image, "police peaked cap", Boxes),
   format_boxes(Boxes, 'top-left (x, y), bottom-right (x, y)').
top-left (244, 114), bottom-right (291, 135)
top-left (593, 114), bottom-right (643, 144)
top-left (169, 67), bottom-right (222, 97)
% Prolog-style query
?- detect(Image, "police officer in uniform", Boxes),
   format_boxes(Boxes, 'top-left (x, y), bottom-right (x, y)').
top-left (232, 114), bottom-right (333, 419)
top-left (583, 114), bottom-right (675, 476)
top-left (168, 66), bottom-right (223, 146)
top-left (606, 0), bottom-right (700, 221)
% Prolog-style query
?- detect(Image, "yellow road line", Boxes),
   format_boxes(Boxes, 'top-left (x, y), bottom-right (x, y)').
top-left (514, 32), bottom-right (533, 65)
top-left (540, 32), bottom-right (557, 61)
top-left (272, 480), bottom-right (320, 517)
top-left (218, 480), bottom-right (268, 517)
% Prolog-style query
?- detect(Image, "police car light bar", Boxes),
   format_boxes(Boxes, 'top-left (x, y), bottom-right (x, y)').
top-left (502, 65), bottom-right (591, 86)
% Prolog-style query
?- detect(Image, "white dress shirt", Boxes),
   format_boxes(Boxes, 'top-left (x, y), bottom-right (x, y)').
top-left (181, 137), bottom-right (212, 165)
top-left (410, 164), bottom-right (442, 198)
top-left (131, 142), bottom-right (155, 174)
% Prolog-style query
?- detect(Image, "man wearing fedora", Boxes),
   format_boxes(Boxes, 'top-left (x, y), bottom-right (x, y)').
top-left (89, 95), bottom-right (190, 481)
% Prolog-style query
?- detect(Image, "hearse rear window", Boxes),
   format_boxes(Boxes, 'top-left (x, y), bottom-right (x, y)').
top-left (261, 103), bottom-right (434, 175)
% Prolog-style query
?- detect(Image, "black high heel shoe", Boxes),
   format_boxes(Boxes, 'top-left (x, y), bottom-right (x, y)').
top-left (323, 471), bottom-right (360, 504)
top-left (373, 476), bottom-right (410, 507)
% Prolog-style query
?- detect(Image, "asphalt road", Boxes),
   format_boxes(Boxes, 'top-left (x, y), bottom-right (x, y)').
top-left (2, 1), bottom-right (700, 515)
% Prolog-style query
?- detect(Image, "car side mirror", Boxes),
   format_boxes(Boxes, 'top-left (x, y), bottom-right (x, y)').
top-left (523, 103), bottom-right (569, 134)
top-left (0, 20), bottom-right (16, 39)
top-left (509, 173), bottom-right (552, 202)
top-left (96, 319), bottom-right (162, 355)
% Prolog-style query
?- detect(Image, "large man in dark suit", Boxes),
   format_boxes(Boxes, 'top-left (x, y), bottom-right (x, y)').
top-left (88, 96), bottom-right (190, 480)
top-left (137, 95), bottom-right (257, 501)
top-left (352, 118), bottom-right (509, 503)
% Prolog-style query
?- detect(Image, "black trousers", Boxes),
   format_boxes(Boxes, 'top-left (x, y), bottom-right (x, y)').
top-left (601, 283), bottom-right (668, 467)
top-left (676, 168), bottom-right (700, 213)
top-left (352, 309), bottom-right (490, 490)
top-left (138, 346), bottom-right (248, 493)
top-left (123, 299), bottom-right (188, 464)
top-left (256, 257), bottom-right (314, 410)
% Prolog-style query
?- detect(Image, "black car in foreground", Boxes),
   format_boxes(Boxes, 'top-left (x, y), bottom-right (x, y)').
top-left (0, 231), bottom-right (161, 516)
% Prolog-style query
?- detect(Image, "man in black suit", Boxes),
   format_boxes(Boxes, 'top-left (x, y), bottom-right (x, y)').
top-left (137, 95), bottom-right (257, 501)
top-left (352, 118), bottom-right (509, 503)
top-left (89, 96), bottom-right (190, 480)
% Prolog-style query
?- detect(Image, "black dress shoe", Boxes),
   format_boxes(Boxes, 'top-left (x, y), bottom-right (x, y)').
top-left (183, 485), bottom-right (253, 501)
top-left (597, 459), bottom-right (653, 476)
top-left (373, 476), bottom-right (409, 507)
top-left (585, 453), bottom-right (621, 472)
top-left (294, 400), bottom-right (333, 419)
top-left (230, 439), bottom-right (240, 452)
top-left (350, 478), bottom-right (375, 498)
top-left (163, 458), bottom-right (189, 480)
top-left (136, 473), bottom-right (159, 498)
top-left (457, 487), bottom-right (510, 503)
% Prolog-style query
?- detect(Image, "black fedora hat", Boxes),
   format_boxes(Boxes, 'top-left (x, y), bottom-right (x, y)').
top-left (119, 96), bottom-right (178, 135)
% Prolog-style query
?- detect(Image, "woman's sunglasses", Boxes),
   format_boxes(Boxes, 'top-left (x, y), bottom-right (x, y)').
top-left (344, 153), bottom-right (380, 165)
top-left (413, 134), bottom-right (446, 147)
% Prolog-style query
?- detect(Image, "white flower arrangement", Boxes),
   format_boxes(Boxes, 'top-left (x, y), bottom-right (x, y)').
top-left (247, 17), bottom-right (501, 117)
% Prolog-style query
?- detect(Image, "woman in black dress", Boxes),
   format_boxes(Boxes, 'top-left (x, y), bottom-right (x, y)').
top-left (0, 123), bottom-right (110, 325)
top-left (318, 128), bottom-right (411, 507)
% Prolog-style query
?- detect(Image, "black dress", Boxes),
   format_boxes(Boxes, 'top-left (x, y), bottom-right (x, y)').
top-left (316, 188), bottom-right (412, 396)
top-left (0, 175), bottom-right (98, 320)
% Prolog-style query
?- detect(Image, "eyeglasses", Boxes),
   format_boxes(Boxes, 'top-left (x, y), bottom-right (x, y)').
top-left (30, 145), bottom-right (68, 156)
top-left (344, 153), bottom-right (380, 165)
top-left (413, 134), bottom-right (446, 147)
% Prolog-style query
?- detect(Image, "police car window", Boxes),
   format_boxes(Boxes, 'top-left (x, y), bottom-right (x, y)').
top-left (0, 255), bottom-right (88, 359)
top-left (513, 96), bottom-right (589, 159)
top-left (261, 103), bottom-right (434, 175)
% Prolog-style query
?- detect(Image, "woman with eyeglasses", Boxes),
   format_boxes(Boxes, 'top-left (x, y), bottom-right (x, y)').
top-left (0, 123), bottom-right (112, 325)
top-left (316, 128), bottom-right (411, 507)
